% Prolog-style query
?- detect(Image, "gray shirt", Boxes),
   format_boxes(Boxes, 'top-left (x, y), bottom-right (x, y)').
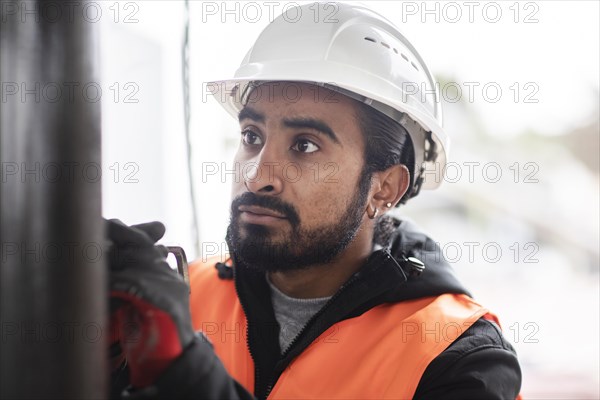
top-left (266, 275), bottom-right (332, 354)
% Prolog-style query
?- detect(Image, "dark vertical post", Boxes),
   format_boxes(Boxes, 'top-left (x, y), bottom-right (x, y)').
top-left (1, 1), bottom-right (106, 398)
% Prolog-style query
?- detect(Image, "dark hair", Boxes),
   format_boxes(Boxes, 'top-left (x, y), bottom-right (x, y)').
top-left (355, 102), bottom-right (416, 205)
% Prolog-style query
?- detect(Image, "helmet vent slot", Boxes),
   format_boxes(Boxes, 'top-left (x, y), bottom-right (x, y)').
top-left (363, 36), bottom-right (419, 72)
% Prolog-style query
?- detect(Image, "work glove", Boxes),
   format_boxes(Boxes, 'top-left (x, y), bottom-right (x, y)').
top-left (106, 218), bottom-right (194, 389)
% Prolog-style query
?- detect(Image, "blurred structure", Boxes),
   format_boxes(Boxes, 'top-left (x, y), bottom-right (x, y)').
top-left (1, 1), bottom-right (106, 398)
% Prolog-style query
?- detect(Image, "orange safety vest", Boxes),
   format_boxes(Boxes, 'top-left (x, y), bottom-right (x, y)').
top-left (189, 258), bottom-right (499, 399)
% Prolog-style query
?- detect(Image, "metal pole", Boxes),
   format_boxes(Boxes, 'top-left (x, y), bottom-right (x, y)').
top-left (1, 1), bottom-right (106, 398)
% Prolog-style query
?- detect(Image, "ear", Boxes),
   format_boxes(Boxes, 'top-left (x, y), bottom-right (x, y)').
top-left (369, 164), bottom-right (410, 210)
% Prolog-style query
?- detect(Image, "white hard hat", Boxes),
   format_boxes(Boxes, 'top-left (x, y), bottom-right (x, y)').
top-left (207, 2), bottom-right (448, 195)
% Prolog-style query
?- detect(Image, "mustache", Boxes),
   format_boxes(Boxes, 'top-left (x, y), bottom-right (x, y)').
top-left (231, 192), bottom-right (300, 227)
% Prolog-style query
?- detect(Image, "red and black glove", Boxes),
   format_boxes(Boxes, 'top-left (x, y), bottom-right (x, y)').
top-left (106, 219), bottom-right (194, 389)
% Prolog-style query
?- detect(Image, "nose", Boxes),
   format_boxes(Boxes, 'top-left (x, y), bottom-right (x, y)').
top-left (243, 147), bottom-right (284, 195)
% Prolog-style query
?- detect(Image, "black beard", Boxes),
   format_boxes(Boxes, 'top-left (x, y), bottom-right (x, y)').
top-left (225, 169), bottom-right (372, 272)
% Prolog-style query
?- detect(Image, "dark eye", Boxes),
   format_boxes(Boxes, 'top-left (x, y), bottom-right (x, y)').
top-left (292, 138), bottom-right (319, 153)
top-left (241, 130), bottom-right (263, 146)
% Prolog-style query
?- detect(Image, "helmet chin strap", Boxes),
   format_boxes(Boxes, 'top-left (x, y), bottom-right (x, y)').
top-left (406, 130), bottom-right (437, 201)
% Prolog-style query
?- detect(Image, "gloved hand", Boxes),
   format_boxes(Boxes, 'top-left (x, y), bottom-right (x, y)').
top-left (106, 218), bottom-right (194, 388)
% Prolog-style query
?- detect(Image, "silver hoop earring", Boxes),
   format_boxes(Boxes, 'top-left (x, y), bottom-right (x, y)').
top-left (367, 207), bottom-right (379, 220)
top-left (366, 204), bottom-right (380, 219)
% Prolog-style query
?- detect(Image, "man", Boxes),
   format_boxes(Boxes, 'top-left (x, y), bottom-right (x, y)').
top-left (108, 3), bottom-right (521, 399)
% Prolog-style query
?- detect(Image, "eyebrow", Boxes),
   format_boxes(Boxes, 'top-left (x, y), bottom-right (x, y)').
top-left (282, 117), bottom-right (341, 145)
top-left (238, 107), bottom-right (265, 124)
top-left (238, 107), bottom-right (341, 145)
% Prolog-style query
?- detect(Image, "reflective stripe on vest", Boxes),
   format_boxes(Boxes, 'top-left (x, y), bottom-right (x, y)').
top-left (189, 258), bottom-right (495, 399)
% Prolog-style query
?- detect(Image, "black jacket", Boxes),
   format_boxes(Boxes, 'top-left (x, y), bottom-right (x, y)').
top-left (113, 218), bottom-right (522, 399)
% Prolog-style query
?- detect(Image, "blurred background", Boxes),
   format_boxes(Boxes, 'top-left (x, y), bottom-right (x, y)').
top-left (99, 1), bottom-right (599, 398)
